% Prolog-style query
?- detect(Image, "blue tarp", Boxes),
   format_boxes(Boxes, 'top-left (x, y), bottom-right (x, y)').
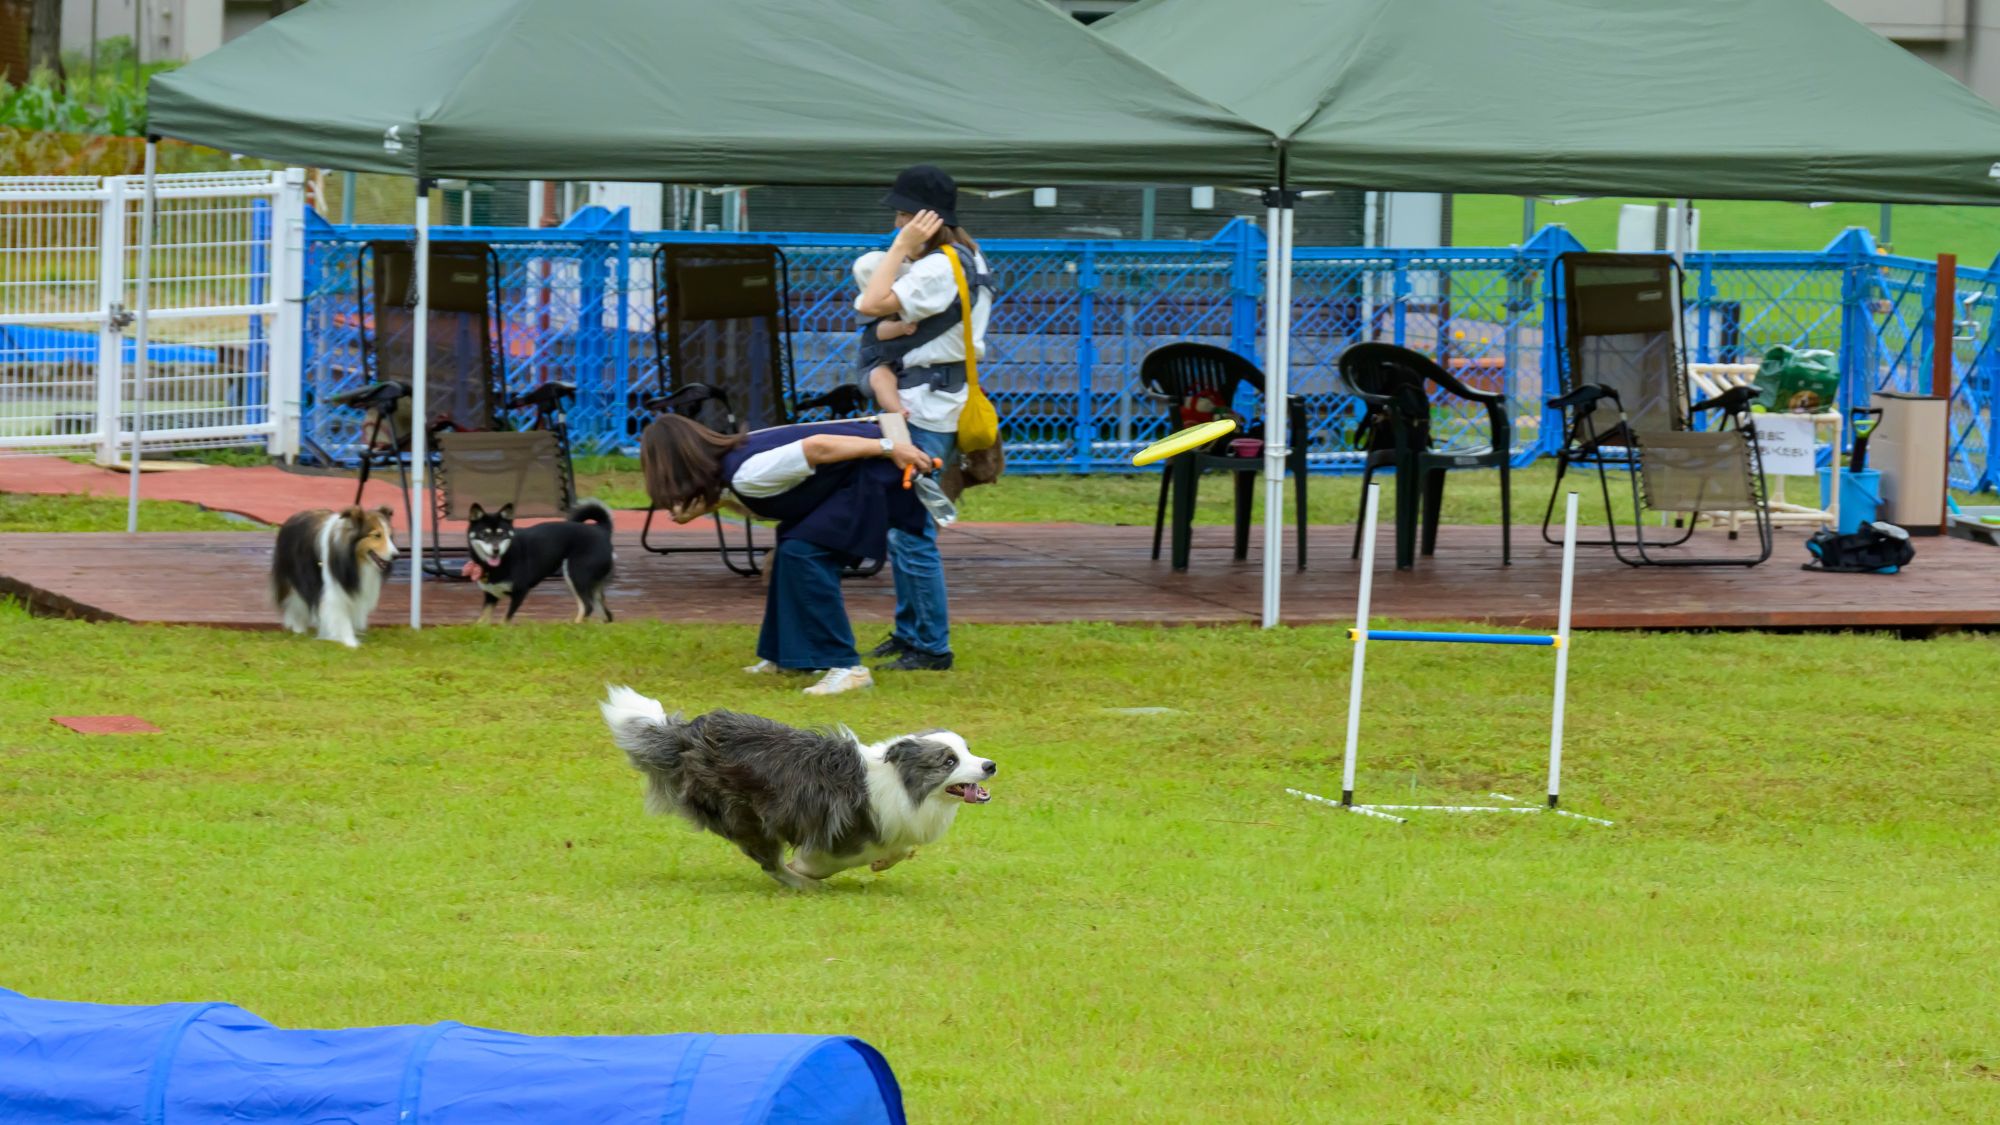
top-left (0, 325), bottom-right (222, 366)
top-left (0, 987), bottom-right (905, 1124)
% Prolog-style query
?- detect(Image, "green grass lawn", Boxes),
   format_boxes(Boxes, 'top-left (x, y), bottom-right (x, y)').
top-left (10, 460), bottom-right (1995, 537)
top-left (2, 604), bottom-right (1997, 1120)
top-left (0, 491), bottom-right (262, 533)
top-left (1454, 194), bottom-right (2000, 264)
top-left (576, 455), bottom-right (1624, 527)
top-left (578, 456), bottom-right (2000, 531)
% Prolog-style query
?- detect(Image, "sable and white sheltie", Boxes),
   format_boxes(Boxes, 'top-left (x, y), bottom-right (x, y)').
top-left (270, 505), bottom-right (398, 648)
top-left (599, 686), bottom-right (996, 890)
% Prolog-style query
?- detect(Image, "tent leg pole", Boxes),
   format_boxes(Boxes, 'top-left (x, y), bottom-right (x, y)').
top-left (1259, 199), bottom-right (1280, 621)
top-left (1261, 192), bottom-right (1296, 628)
top-left (126, 137), bottom-right (158, 533)
top-left (410, 179), bottom-right (431, 629)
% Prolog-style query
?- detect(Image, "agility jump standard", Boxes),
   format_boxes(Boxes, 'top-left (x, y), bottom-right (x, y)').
top-left (1290, 483), bottom-right (1611, 826)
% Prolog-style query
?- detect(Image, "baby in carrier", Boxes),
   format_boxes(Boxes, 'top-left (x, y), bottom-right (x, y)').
top-left (851, 249), bottom-right (924, 413)
top-left (847, 250), bottom-right (956, 527)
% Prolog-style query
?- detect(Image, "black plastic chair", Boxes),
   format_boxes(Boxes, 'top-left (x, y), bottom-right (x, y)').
top-left (1139, 343), bottom-right (1309, 572)
top-left (1337, 343), bottom-right (1512, 571)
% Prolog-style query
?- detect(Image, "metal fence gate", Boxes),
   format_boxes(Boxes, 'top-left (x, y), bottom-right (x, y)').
top-left (0, 170), bottom-right (306, 462)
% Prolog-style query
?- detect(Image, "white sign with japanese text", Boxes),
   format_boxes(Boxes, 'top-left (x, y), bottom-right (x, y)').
top-left (1750, 414), bottom-right (1818, 476)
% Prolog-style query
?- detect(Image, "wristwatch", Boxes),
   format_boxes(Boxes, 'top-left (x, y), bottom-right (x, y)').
top-left (879, 437), bottom-right (895, 454)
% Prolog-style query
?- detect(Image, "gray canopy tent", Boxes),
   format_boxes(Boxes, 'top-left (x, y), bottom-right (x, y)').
top-left (142, 0), bottom-right (1273, 626)
top-left (140, 0), bottom-right (2000, 629)
top-left (1098, 0), bottom-right (2000, 617)
top-left (1098, 0), bottom-right (2000, 203)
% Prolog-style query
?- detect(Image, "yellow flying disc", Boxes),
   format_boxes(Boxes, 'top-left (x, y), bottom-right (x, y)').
top-left (1132, 418), bottom-right (1239, 467)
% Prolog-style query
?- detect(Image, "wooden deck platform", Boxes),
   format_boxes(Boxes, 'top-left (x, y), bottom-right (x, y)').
top-left (4, 521), bottom-right (1995, 632)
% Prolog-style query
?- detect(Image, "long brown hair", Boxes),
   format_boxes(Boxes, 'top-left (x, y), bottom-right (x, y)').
top-left (927, 225), bottom-right (981, 256)
top-left (641, 413), bottom-right (748, 513)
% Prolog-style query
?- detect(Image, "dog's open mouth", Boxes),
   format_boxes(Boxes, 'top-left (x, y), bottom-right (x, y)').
top-left (944, 783), bottom-right (991, 805)
top-left (370, 552), bottom-right (394, 574)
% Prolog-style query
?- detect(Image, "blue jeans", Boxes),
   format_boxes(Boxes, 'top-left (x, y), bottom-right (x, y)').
top-left (757, 538), bottom-right (859, 670)
top-left (888, 425), bottom-right (955, 656)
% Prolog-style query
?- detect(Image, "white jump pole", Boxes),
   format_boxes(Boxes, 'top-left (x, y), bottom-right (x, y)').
top-left (408, 179), bottom-right (431, 629)
top-left (1295, 485), bottom-right (1610, 826)
top-left (1340, 482), bottom-right (1380, 806)
top-left (125, 136), bottom-right (158, 533)
top-left (1547, 490), bottom-right (1579, 808)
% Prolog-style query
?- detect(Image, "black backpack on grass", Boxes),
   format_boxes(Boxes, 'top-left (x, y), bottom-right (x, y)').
top-left (1802, 522), bottom-right (1915, 575)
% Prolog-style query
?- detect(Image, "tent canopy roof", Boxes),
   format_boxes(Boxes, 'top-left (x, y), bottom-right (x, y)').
top-left (1099, 0), bottom-right (2000, 205)
top-left (145, 0), bottom-right (1274, 187)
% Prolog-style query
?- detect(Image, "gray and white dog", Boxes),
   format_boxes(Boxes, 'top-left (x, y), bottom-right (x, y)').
top-left (598, 686), bottom-right (995, 890)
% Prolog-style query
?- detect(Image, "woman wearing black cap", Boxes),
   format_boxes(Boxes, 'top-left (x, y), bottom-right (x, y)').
top-left (853, 164), bottom-right (994, 675)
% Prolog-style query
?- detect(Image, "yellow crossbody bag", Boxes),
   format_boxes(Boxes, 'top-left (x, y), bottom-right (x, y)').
top-left (937, 244), bottom-right (999, 453)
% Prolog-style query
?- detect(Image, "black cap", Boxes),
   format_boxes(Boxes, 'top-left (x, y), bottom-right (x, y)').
top-left (882, 164), bottom-right (958, 228)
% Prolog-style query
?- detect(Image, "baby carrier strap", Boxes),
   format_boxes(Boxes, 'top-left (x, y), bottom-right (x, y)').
top-left (894, 244), bottom-right (993, 353)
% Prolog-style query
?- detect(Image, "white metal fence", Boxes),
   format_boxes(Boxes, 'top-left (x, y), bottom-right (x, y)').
top-left (0, 170), bottom-right (306, 462)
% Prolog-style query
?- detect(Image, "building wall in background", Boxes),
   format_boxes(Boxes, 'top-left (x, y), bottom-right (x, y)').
top-left (1829, 0), bottom-right (2000, 107)
top-left (2, 0), bottom-right (30, 84)
top-left (58, 0), bottom-right (268, 60)
top-left (1832, 0), bottom-right (1963, 42)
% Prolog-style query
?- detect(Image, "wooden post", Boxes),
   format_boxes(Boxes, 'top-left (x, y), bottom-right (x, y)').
top-left (1934, 253), bottom-right (1957, 535)
top-left (1934, 253), bottom-right (1956, 401)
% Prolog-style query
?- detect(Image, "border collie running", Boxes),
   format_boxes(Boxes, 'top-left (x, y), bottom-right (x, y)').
top-left (599, 686), bottom-right (995, 890)
top-left (270, 505), bottom-right (398, 648)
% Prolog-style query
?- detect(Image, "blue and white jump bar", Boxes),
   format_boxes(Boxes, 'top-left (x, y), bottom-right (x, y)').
top-left (1350, 630), bottom-right (1561, 647)
top-left (1293, 483), bottom-right (1611, 826)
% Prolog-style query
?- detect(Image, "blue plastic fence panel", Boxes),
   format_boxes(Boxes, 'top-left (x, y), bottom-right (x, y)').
top-left (295, 216), bottom-right (1998, 490)
top-left (0, 987), bottom-right (905, 1125)
top-left (0, 323), bottom-right (220, 366)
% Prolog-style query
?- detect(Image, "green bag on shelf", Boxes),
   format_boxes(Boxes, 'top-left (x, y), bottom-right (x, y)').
top-left (1755, 345), bottom-right (1840, 412)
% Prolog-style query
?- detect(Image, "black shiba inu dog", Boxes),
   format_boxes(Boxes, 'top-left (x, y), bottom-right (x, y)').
top-left (464, 500), bottom-right (616, 624)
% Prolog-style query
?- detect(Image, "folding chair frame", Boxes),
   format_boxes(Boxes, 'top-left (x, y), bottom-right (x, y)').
top-left (1540, 253), bottom-right (1773, 567)
top-left (638, 244), bottom-right (882, 579)
top-left (343, 240), bottom-right (576, 579)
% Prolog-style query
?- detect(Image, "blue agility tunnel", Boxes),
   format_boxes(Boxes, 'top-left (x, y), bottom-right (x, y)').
top-left (0, 987), bottom-right (904, 1124)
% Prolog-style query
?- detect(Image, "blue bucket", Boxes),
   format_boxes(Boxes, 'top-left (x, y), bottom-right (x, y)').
top-left (1819, 468), bottom-right (1882, 535)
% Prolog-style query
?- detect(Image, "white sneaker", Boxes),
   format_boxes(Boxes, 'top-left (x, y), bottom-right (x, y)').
top-left (743, 659), bottom-right (781, 675)
top-left (803, 666), bottom-right (874, 696)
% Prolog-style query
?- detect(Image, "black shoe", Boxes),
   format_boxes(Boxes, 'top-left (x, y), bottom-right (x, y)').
top-left (875, 649), bottom-right (954, 672)
top-left (868, 633), bottom-right (911, 660)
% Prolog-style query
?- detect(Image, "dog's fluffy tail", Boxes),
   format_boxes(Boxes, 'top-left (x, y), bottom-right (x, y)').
top-left (600, 685), bottom-right (690, 815)
top-left (568, 499), bottom-right (614, 531)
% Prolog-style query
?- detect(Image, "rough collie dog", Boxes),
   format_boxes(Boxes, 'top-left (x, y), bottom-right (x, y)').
top-left (599, 686), bottom-right (995, 890)
top-left (270, 505), bottom-right (397, 648)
